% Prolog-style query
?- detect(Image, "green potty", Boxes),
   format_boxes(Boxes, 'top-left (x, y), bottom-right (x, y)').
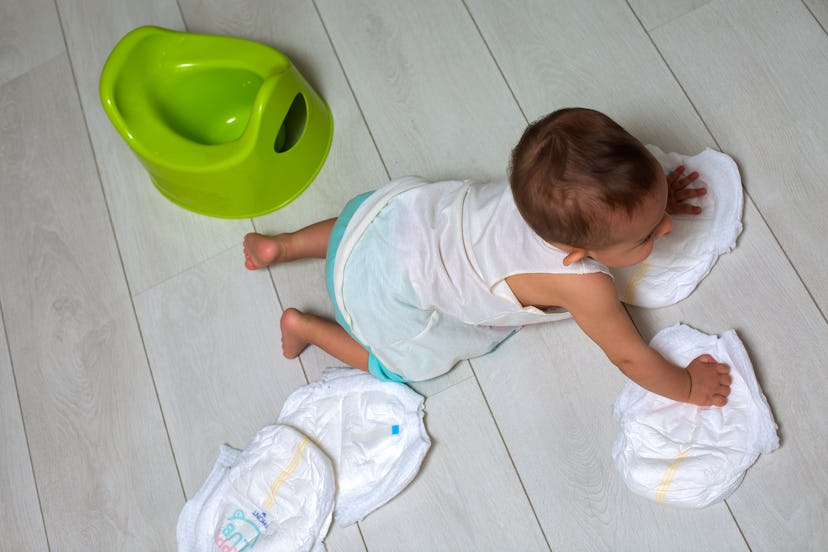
top-left (100, 26), bottom-right (333, 218)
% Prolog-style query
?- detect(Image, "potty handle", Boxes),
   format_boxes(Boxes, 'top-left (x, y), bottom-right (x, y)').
top-left (274, 93), bottom-right (307, 153)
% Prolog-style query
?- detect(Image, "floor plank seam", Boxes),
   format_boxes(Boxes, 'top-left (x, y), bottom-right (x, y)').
top-left (801, 0), bottom-right (828, 35)
top-left (624, 0), bottom-right (722, 152)
top-left (173, 0), bottom-right (189, 31)
top-left (130, 241), bottom-right (249, 298)
top-left (51, 2), bottom-right (140, 303)
top-left (52, 3), bottom-right (190, 505)
top-left (419, 365), bottom-right (476, 400)
top-left (311, 0), bottom-right (392, 182)
top-left (461, 0), bottom-right (530, 125)
top-left (0, 297), bottom-right (53, 551)
top-left (628, 0), bottom-right (711, 34)
top-left (738, 197), bottom-right (828, 325)
top-left (725, 499), bottom-right (754, 552)
top-left (468, 362), bottom-right (554, 551)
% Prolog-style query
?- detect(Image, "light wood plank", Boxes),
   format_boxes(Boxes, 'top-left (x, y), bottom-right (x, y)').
top-left (465, 0), bottom-right (711, 153)
top-left (627, 0), bottom-right (712, 30)
top-left (0, 54), bottom-right (182, 549)
top-left (0, 313), bottom-right (48, 550)
top-left (315, 0), bottom-right (527, 181)
top-left (134, 247), bottom-right (307, 493)
top-left (473, 322), bottom-right (749, 551)
top-left (0, 0), bottom-right (64, 87)
top-left (649, 0), bottom-right (828, 315)
top-left (804, 0), bottom-right (828, 29)
top-left (359, 378), bottom-right (550, 551)
top-left (56, 0), bottom-right (253, 294)
top-left (627, 202), bottom-right (828, 550)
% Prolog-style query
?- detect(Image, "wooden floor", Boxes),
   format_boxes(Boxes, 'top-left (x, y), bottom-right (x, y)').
top-left (1, 0), bottom-right (826, 550)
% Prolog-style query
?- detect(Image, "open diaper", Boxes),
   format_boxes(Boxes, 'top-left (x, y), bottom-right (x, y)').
top-left (278, 368), bottom-right (431, 526)
top-left (612, 324), bottom-right (779, 508)
top-left (176, 424), bottom-right (335, 552)
top-left (612, 146), bottom-right (744, 308)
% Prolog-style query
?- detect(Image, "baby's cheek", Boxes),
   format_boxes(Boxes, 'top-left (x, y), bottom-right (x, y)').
top-left (639, 243), bottom-right (656, 263)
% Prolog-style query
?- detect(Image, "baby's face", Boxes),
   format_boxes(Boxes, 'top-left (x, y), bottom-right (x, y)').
top-left (587, 174), bottom-right (672, 268)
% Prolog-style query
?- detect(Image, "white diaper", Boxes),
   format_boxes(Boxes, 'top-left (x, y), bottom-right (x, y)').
top-left (178, 368), bottom-right (431, 550)
top-left (278, 368), bottom-right (431, 526)
top-left (176, 425), bottom-right (335, 552)
top-left (612, 146), bottom-right (743, 308)
top-left (612, 324), bottom-right (779, 508)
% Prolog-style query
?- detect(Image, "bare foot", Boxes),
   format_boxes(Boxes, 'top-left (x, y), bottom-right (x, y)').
top-left (243, 233), bottom-right (285, 270)
top-left (280, 308), bottom-right (311, 358)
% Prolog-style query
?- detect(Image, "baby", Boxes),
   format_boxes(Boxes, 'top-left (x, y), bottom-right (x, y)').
top-left (244, 108), bottom-right (731, 406)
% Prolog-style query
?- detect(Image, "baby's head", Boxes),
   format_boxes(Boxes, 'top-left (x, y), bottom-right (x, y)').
top-left (509, 108), bottom-right (671, 268)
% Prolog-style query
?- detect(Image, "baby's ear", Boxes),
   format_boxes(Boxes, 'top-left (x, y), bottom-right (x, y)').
top-left (562, 248), bottom-right (588, 266)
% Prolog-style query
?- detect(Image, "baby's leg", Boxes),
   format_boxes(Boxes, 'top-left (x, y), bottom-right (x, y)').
top-left (280, 308), bottom-right (369, 371)
top-left (243, 218), bottom-right (336, 270)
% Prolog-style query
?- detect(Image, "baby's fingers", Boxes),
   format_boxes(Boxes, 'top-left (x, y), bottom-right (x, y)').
top-left (711, 394), bottom-right (728, 407)
top-left (667, 165), bottom-right (685, 183)
top-left (667, 202), bottom-right (702, 215)
top-left (668, 166), bottom-right (700, 190)
top-left (667, 203), bottom-right (701, 215)
top-left (667, 176), bottom-right (706, 215)
top-left (714, 364), bottom-right (731, 405)
top-left (673, 186), bottom-right (707, 202)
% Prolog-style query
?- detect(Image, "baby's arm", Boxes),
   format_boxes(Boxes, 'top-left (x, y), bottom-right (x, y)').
top-left (555, 273), bottom-right (731, 406)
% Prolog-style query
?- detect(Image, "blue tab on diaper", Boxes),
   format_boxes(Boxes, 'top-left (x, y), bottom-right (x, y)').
top-left (350, 424), bottom-right (402, 443)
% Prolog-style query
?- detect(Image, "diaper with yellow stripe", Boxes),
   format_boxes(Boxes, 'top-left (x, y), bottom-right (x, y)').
top-left (176, 368), bottom-right (430, 551)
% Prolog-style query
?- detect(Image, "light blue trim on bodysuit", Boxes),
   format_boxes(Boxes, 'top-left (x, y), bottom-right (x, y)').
top-left (325, 192), bottom-right (408, 383)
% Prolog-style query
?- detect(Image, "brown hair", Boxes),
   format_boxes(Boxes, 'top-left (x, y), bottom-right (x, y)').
top-left (509, 108), bottom-right (660, 248)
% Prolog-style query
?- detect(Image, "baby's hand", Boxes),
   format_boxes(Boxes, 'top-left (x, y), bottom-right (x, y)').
top-left (686, 354), bottom-right (731, 406)
top-left (667, 165), bottom-right (706, 215)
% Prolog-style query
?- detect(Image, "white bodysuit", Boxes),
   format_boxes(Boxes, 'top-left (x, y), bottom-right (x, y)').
top-left (331, 176), bottom-right (610, 381)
